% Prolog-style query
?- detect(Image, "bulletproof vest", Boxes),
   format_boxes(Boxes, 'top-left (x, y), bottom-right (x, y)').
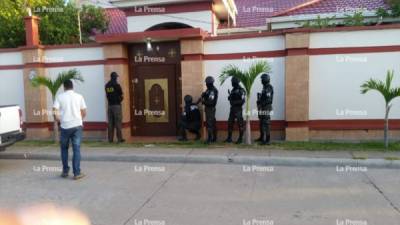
top-left (259, 85), bottom-right (273, 110)
top-left (105, 81), bottom-right (123, 105)
top-left (203, 87), bottom-right (218, 107)
top-left (184, 104), bottom-right (201, 122)
top-left (230, 87), bottom-right (246, 107)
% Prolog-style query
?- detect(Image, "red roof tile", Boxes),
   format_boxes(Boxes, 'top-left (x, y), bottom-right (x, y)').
top-left (233, 0), bottom-right (312, 27)
top-left (273, 0), bottom-right (389, 17)
top-left (104, 8), bottom-right (127, 34)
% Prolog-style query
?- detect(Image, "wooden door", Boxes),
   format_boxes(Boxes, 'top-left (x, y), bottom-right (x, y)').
top-left (132, 65), bottom-right (177, 136)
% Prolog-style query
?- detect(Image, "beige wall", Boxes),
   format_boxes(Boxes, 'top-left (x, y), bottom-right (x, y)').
top-left (180, 39), bottom-right (205, 104)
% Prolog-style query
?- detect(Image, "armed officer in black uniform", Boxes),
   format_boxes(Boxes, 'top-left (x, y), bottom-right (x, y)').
top-left (105, 72), bottom-right (125, 143)
top-left (178, 95), bottom-right (202, 141)
top-left (198, 76), bottom-right (219, 144)
top-left (256, 73), bottom-right (274, 145)
top-left (225, 77), bottom-right (246, 144)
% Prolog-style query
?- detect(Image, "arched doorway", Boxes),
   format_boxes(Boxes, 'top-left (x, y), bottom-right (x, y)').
top-left (146, 22), bottom-right (193, 31)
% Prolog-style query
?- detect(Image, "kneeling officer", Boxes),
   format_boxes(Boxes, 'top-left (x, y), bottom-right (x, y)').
top-left (178, 95), bottom-right (201, 141)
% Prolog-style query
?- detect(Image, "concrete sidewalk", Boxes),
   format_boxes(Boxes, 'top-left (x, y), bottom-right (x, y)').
top-left (2, 145), bottom-right (400, 168)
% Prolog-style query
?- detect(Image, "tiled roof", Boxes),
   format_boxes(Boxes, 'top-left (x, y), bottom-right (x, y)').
top-left (104, 8), bottom-right (127, 34)
top-left (273, 0), bottom-right (389, 17)
top-left (103, 0), bottom-right (389, 33)
top-left (233, 0), bottom-right (311, 27)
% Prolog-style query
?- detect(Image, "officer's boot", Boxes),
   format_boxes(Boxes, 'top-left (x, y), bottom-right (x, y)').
top-left (206, 132), bottom-right (213, 144)
top-left (236, 131), bottom-right (244, 144)
top-left (194, 131), bottom-right (201, 141)
top-left (212, 129), bottom-right (217, 143)
top-left (206, 127), bottom-right (213, 144)
top-left (264, 133), bottom-right (271, 145)
top-left (178, 130), bottom-right (188, 142)
top-left (255, 131), bottom-right (264, 143)
top-left (261, 133), bottom-right (270, 145)
top-left (224, 131), bottom-right (233, 143)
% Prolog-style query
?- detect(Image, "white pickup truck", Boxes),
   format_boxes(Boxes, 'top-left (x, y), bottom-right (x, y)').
top-left (0, 105), bottom-right (25, 151)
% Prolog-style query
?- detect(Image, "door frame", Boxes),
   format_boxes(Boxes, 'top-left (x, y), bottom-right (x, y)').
top-left (128, 42), bottom-right (182, 136)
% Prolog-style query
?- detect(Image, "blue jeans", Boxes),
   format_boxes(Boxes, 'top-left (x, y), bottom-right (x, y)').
top-left (60, 126), bottom-right (83, 176)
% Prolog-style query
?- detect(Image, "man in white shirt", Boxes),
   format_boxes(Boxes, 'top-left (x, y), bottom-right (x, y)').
top-left (53, 80), bottom-right (87, 180)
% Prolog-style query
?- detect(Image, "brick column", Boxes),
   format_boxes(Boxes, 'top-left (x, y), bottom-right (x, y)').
top-left (285, 33), bottom-right (310, 141)
top-left (181, 38), bottom-right (205, 137)
top-left (22, 48), bottom-right (51, 139)
top-left (180, 39), bottom-right (205, 103)
top-left (21, 16), bottom-right (51, 139)
top-left (24, 16), bottom-right (40, 47)
top-left (103, 44), bottom-right (131, 140)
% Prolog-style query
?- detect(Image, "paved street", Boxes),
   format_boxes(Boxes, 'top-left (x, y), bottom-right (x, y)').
top-left (0, 159), bottom-right (399, 225)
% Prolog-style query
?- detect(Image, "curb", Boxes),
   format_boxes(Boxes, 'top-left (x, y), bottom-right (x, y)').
top-left (1, 152), bottom-right (400, 169)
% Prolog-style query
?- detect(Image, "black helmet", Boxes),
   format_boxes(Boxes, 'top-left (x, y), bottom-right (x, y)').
top-left (111, 72), bottom-right (119, 79)
top-left (261, 73), bottom-right (270, 83)
top-left (205, 76), bottom-right (215, 84)
top-left (184, 95), bottom-right (193, 103)
top-left (231, 76), bottom-right (240, 85)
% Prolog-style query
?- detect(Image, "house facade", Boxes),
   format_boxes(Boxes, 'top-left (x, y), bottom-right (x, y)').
top-left (1, 0), bottom-right (400, 141)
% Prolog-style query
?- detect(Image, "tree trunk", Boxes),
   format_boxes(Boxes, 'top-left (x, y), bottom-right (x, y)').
top-left (245, 96), bottom-right (252, 145)
top-left (52, 96), bottom-right (59, 143)
top-left (53, 120), bottom-right (59, 143)
top-left (384, 104), bottom-right (390, 149)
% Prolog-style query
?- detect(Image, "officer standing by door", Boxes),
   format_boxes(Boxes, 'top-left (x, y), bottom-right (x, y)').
top-left (198, 76), bottom-right (219, 144)
top-left (105, 72), bottom-right (125, 143)
top-left (256, 73), bottom-right (274, 145)
top-left (225, 77), bottom-right (246, 144)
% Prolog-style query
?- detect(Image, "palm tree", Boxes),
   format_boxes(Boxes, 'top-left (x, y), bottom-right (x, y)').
top-left (361, 70), bottom-right (400, 148)
top-left (31, 69), bottom-right (84, 142)
top-left (219, 61), bottom-right (272, 145)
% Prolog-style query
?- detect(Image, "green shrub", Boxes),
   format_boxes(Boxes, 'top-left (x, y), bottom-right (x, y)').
top-left (0, 0), bottom-right (109, 48)
top-left (344, 12), bottom-right (365, 26)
